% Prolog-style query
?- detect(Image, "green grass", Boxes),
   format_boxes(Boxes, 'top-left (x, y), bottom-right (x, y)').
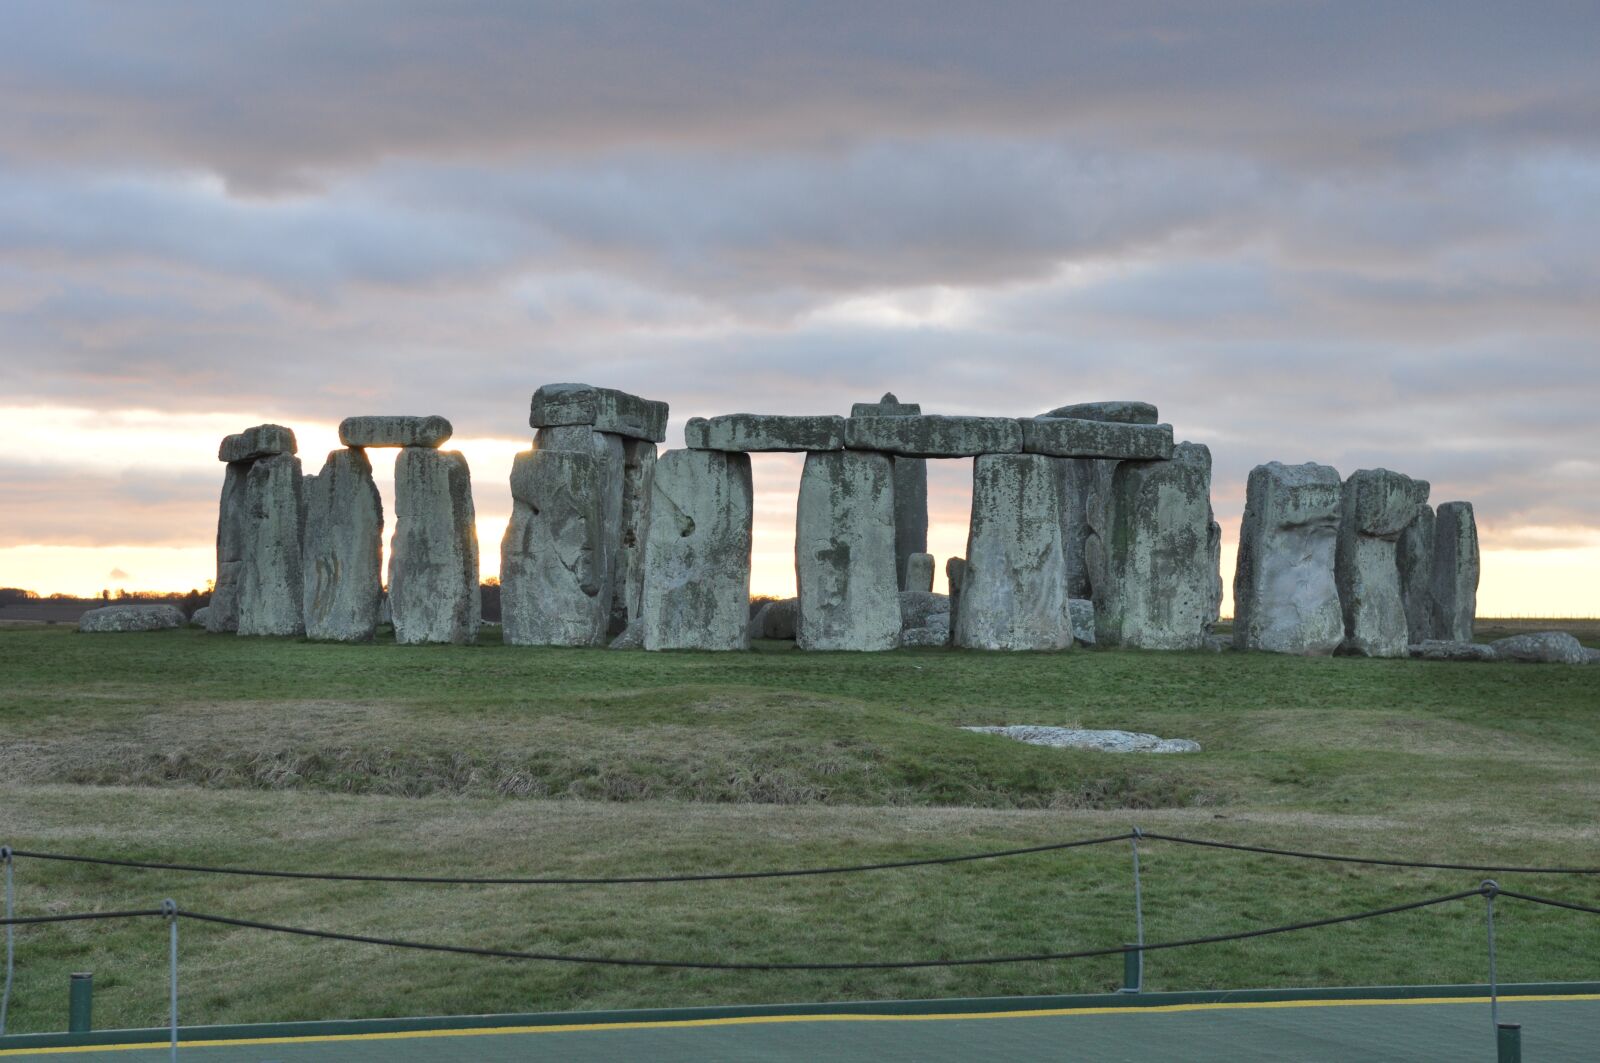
top-left (1, 623), bottom-right (1598, 1035)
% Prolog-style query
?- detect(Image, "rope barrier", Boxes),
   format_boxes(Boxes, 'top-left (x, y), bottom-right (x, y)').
top-left (9, 830), bottom-right (1596, 885)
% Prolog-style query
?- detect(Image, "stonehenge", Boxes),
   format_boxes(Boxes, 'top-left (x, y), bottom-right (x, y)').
top-left (203, 385), bottom-right (1482, 660)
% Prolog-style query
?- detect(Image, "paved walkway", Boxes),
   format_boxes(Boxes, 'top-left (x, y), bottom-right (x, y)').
top-left (4, 995), bottom-right (1595, 1062)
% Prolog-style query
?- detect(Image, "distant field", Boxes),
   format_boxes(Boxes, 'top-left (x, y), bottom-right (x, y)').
top-left (1, 623), bottom-right (1597, 1035)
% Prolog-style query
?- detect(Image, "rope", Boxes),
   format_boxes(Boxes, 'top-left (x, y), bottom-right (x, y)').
top-left (0, 909), bottom-right (167, 927)
top-left (1143, 833), bottom-right (1600, 875)
top-left (173, 888), bottom-right (1484, 971)
top-left (3, 833), bottom-right (1134, 885)
top-left (1496, 888), bottom-right (1600, 917)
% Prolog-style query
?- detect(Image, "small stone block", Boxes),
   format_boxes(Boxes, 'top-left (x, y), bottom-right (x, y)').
top-left (218, 424), bottom-right (296, 463)
top-left (529, 383), bottom-right (668, 442)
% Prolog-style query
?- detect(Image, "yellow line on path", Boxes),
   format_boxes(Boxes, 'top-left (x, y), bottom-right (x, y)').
top-left (5, 994), bottom-right (1598, 1056)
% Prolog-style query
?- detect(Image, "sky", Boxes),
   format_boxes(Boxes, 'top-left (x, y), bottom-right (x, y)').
top-left (2, 1), bottom-right (1597, 615)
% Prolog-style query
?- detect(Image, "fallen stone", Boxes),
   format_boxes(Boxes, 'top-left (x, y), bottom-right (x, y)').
top-left (962, 726), bottom-right (1200, 753)
top-left (1586, 648), bottom-right (1600, 665)
top-left (237, 452), bottom-right (306, 637)
top-left (1396, 486), bottom-right (1435, 644)
top-left (1491, 631), bottom-right (1589, 665)
top-left (1069, 598), bottom-right (1095, 645)
top-left (640, 449), bottom-right (753, 650)
top-left (751, 597), bottom-right (798, 640)
top-left (1021, 418), bottom-right (1175, 460)
top-left (1336, 468), bottom-right (1424, 657)
top-left (301, 448), bottom-right (384, 642)
top-left (338, 415), bottom-right (453, 449)
top-left (685, 414), bottom-right (846, 452)
top-left (795, 450), bottom-right (900, 651)
top-left (1432, 501), bottom-right (1479, 643)
top-left (608, 619), bottom-right (644, 650)
top-left (904, 552), bottom-right (935, 593)
top-left (901, 627), bottom-right (951, 648)
top-left (1232, 462), bottom-right (1344, 655)
top-left (899, 590), bottom-right (950, 630)
top-left (954, 453), bottom-right (1074, 650)
top-left (1202, 634), bottom-right (1230, 653)
top-left (190, 605), bottom-right (212, 628)
top-left (207, 461), bottom-right (251, 633)
top-left (844, 415), bottom-right (1022, 458)
top-left (388, 448), bottom-right (480, 645)
top-left (1097, 442), bottom-right (1216, 650)
top-left (78, 604), bottom-right (186, 633)
top-left (500, 447), bottom-right (610, 646)
top-left (1410, 640), bottom-right (1496, 662)
top-left (850, 392), bottom-right (921, 418)
top-left (218, 424), bottom-right (296, 463)
top-left (1040, 401), bottom-right (1159, 425)
top-left (529, 383), bottom-right (668, 442)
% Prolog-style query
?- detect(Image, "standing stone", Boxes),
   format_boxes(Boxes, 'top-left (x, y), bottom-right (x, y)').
top-left (1232, 462), bottom-right (1344, 655)
top-left (1206, 517), bottom-right (1223, 632)
top-left (1097, 442), bottom-right (1216, 650)
top-left (954, 453), bottom-right (1074, 651)
top-left (536, 425), bottom-right (627, 630)
top-left (1397, 493), bottom-right (1436, 644)
top-left (1432, 501), bottom-right (1479, 642)
top-left (614, 439), bottom-right (657, 633)
top-left (207, 461), bottom-right (251, 633)
top-left (1335, 468), bottom-right (1423, 657)
top-left (795, 451), bottom-right (900, 651)
top-left (501, 447), bottom-right (609, 646)
top-left (850, 394), bottom-right (927, 590)
top-left (389, 448), bottom-right (480, 645)
top-left (301, 448), bottom-right (384, 642)
top-left (946, 557), bottom-right (966, 638)
top-left (640, 449), bottom-right (753, 651)
top-left (237, 452), bottom-right (306, 637)
top-left (903, 552), bottom-right (935, 593)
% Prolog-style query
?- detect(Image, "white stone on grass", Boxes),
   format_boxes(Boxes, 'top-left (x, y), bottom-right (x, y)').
top-left (1490, 631), bottom-right (1588, 665)
top-left (78, 604), bottom-right (186, 632)
top-left (962, 726), bottom-right (1200, 753)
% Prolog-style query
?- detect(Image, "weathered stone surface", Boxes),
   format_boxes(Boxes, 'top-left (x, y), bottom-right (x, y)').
top-left (237, 452), bottom-right (306, 637)
top-left (78, 603), bottom-right (186, 632)
top-left (1098, 443), bottom-right (1216, 650)
top-left (500, 448), bottom-right (610, 646)
top-left (608, 618), bottom-right (644, 650)
top-left (1411, 640), bottom-right (1496, 662)
top-left (1586, 648), bottom-right (1600, 665)
top-left (904, 552), bottom-right (935, 593)
top-left (945, 556), bottom-right (966, 637)
top-left (1040, 401), bottom-right (1159, 425)
top-left (1069, 598), bottom-right (1095, 646)
top-left (1060, 453), bottom-right (1116, 601)
top-left (963, 726), bottom-right (1199, 753)
top-left (190, 605), bottom-right (212, 628)
top-left (301, 448), bottom-right (384, 642)
top-left (749, 597), bottom-right (798, 640)
top-left (899, 590), bottom-right (950, 646)
top-left (1432, 502), bottom-right (1479, 643)
top-left (795, 451), bottom-right (900, 651)
top-left (388, 448), bottom-right (480, 645)
top-left (1232, 462), bottom-right (1344, 655)
top-left (1491, 631), bottom-right (1588, 665)
top-left (1206, 517), bottom-right (1223, 632)
top-left (954, 453), bottom-right (1074, 651)
top-left (613, 439), bottom-right (657, 634)
top-left (844, 415), bottom-right (1022, 458)
top-left (1335, 468), bottom-right (1423, 657)
top-left (338, 415), bottom-right (452, 449)
top-left (850, 392), bottom-right (920, 418)
top-left (640, 449), bottom-right (753, 650)
top-left (851, 394), bottom-right (929, 588)
top-left (685, 414), bottom-right (846, 452)
top-left (207, 461), bottom-right (251, 633)
top-left (218, 424), bottom-right (296, 463)
top-left (1021, 418), bottom-right (1175, 460)
top-left (528, 383), bottom-right (668, 442)
top-left (1397, 500), bottom-right (1436, 644)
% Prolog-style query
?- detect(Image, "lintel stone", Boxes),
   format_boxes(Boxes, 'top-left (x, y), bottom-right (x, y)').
top-left (1021, 418), bottom-right (1174, 460)
top-left (218, 424), bottom-right (296, 463)
top-left (844, 415), bottom-right (1021, 458)
top-left (685, 414), bottom-right (846, 452)
top-left (529, 383), bottom-right (668, 442)
top-left (339, 415), bottom-right (453, 449)
top-left (1040, 401), bottom-right (1159, 425)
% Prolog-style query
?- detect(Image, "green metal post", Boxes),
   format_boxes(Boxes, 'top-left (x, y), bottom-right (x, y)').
top-left (1496, 1022), bottom-right (1521, 1063)
top-left (1120, 945), bottom-right (1142, 994)
top-left (68, 972), bottom-right (92, 1033)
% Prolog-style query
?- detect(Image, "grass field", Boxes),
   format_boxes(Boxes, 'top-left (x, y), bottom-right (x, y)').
top-left (2, 621), bottom-right (1598, 1035)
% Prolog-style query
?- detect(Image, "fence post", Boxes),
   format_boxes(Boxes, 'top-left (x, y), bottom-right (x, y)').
top-left (162, 899), bottom-right (178, 1062)
top-left (1496, 1022), bottom-right (1522, 1063)
top-left (68, 972), bottom-right (92, 1033)
top-left (1120, 828), bottom-right (1145, 994)
top-left (1482, 881), bottom-right (1500, 1033)
top-left (1, 846), bottom-right (12, 1036)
